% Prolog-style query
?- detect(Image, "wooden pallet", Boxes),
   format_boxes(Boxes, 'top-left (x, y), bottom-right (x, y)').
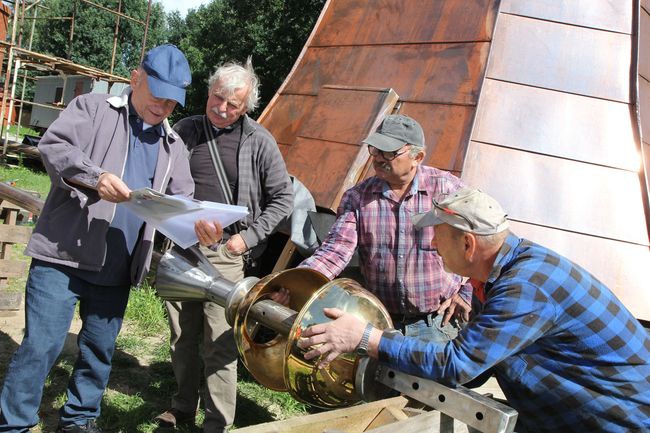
top-left (0, 199), bottom-right (33, 310)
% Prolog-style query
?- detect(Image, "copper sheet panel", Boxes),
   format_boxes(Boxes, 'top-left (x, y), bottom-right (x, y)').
top-left (284, 137), bottom-right (367, 211)
top-left (296, 86), bottom-right (399, 145)
top-left (472, 79), bottom-right (639, 171)
top-left (640, 8), bottom-right (650, 82)
top-left (260, 94), bottom-right (317, 146)
top-left (398, 102), bottom-right (475, 173)
top-left (283, 43), bottom-right (490, 104)
top-left (461, 142), bottom-right (649, 245)
top-left (507, 221), bottom-right (650, 322)
top-left (278, 87), bottom-right (398, 211)
top-left (500, 0), bottom-right (633, 34)
top-left (487, 14), bottom-right (631, 103)
top-left (312, 0), bottom-right (499, 46)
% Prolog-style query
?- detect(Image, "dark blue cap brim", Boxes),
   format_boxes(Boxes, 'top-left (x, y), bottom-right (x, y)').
top-left (146, 74), bottom-right (186, 106)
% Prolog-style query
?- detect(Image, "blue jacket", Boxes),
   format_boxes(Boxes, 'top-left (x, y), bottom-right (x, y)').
top-left (379, 233), bottom-right (650, 432)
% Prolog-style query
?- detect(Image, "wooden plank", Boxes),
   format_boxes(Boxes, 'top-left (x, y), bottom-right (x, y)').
top-left (365, 410), bottom-right (441, 433)
top-left (472, 79), bottom-right (639, 171)
top-left (297, 86), bottom-right (399, 145)
top-left (0, 259), bottom-right (27, 277)
top-left (365, 406), bottom-right (409, 430)
top-left (281, 87), bottom-right (398, 211)
top-left (312, 0), bottom-right (499, 46)
top-left (0, 291), bottom-right (22, 310)
top-left (487, 14), bottom-right (631, 102)
top-left (0, 224), bottom-right (33, 244)
top-left (399, 102), bottom-right (475, 173)
top-left (500, 0), bottom-right (633, 34)
top-left (283, 43), bottom-right (490, 105)
top-left (462, 141), bottom-right (649, 245)
top-left (232, 396), bottom-right (409, 433)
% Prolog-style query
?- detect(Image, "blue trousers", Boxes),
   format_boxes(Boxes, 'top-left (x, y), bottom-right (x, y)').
top-left (393, 313), bottom-right (461, 342)
top-left (0, 261), bottom-right (130, 432)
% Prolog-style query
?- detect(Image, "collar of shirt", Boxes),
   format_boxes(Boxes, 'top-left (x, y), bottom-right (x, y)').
top-left (371, 164), bottom-right (425, 198)
top-left (211, 116), bottom-right (242, 135)
top-left (486, 232), bottom-right (521, 287)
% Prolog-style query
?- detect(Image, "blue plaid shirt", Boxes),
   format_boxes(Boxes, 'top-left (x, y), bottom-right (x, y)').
top-left (378, 233), bottom-right (650, 432)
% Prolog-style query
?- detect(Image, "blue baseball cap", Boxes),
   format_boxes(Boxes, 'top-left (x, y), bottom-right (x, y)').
top-left (141, 44), bottom-right (191, 106)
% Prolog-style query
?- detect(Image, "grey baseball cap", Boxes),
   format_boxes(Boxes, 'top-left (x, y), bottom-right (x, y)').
top-left (362, 114), bottom-right (425, 152)
top-left (412, 187), bottom-right (509, 235)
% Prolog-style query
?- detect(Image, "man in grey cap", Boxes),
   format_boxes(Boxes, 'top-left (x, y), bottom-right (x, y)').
top-left (0, 44), bottom-right (222, 433)
top-left (298, 187), bottom-right (650, 433)
top-left (299, 114), bottom-right (471, 341)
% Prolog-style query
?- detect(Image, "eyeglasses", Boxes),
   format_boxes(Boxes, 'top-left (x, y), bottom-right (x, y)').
top-left (367, 145), bottom-right (409, 161)
top-left (432, 200), bottom-right (475, 230)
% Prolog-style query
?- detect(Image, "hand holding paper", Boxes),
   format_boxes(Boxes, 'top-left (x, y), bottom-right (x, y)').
top-left (122, 188), bottom-right (249, 249)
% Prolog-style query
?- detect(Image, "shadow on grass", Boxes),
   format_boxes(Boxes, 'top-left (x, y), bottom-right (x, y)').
top-left (1, 332), bottom-right (283, 433)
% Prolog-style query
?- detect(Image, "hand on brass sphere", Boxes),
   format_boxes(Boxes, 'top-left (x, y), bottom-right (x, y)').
top-left (194, 219), bottom-right (223, 247)
top-left (298, 307), bottom-right (367, 368)
top-left (437, 292), bottom-right (471, 326)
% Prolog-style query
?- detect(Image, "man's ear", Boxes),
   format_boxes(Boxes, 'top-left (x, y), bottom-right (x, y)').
top-left (464, 233), bottom-right (477, 262)
top-left (130, 69), bottom-right (140, 87)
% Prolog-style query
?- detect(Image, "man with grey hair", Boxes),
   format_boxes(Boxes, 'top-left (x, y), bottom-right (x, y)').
top-left (155, 58), bottom-right (293, 432)
top-left (298, 187), bottom-right (650, 432)
top-left (299, 114), bottom-right (472, 341)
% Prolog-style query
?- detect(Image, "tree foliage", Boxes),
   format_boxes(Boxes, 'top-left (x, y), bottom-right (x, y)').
top-left (29, 0), bottom-right (167, 77)
top-left (25, 0), bottom-right (325, 120)
top-left (167, 0), bottom-right (326, 120)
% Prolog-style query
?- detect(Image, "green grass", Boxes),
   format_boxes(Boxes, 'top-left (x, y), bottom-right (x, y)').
top-left (0, 164), bottom-right (50, 198)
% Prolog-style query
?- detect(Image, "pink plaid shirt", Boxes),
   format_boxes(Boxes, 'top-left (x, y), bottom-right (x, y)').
top-left (299, 165), bottom-right (471, 314)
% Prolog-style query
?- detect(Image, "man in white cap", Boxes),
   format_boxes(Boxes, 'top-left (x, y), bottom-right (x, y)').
top-left (298, 187), bottom-right (650, 433)
top-left (0, 44), bottom-right (222, 433)
top-left (299, 114), bottom-right (471, 342)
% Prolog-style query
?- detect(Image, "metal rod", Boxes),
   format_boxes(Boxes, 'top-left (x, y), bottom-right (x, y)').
top-left (248, 299), bottom-right (298, 336)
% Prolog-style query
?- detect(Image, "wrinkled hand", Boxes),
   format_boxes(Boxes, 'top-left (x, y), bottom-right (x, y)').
top-left (269, 287), bottom-right (290, 306)
top-left (297, 308), bottom-right (366, 368)
top-left (437, 293), bottom-right (471, 326)
top-left (226, 233), bottom-right (248, 255)
top-left (194, 219), bottom-right (223, 247)
top-left (97, 172), bottom-right (131, 203)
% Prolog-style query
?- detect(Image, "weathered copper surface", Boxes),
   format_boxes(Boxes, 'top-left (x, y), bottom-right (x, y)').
top-left (487, 14), bottom-right (631, 103)
top-left (472, 79), bottom-right (639, 171)
top-left (462, 142), bottom-right (648, 246)
top-left (500, 0), bottom-right (633, 33)
top-left (312, 0), bottom-right (499, 46)
top-left (467, 1), bottom-right (649, 320)
top-left (283, 43), bottom-right (489, 104)
top-left (259, 0), bottom-right (650, 320)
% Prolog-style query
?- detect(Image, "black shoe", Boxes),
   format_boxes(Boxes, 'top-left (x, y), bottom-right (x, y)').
top-left (56, 419), bottom-right (102, 433)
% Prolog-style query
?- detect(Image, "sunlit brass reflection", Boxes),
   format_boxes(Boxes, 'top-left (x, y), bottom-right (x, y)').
top-left (284, 279), bottom-right (392, 408)
top-left (233, 268), bottom-right (329, 391)
top-left (156, 246), bottom-right (393, 409)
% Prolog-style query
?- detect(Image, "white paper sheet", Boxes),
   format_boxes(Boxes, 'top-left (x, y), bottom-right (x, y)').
top-left (122, 188), bottom-right (249, 249)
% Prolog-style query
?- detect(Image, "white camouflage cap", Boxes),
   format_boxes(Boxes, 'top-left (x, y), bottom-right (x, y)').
top-left (412, 187), bottom-right (509, 235)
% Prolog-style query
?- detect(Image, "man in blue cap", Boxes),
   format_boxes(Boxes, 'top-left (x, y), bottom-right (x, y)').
top-left (0, 44), bottom-right (222, 433)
